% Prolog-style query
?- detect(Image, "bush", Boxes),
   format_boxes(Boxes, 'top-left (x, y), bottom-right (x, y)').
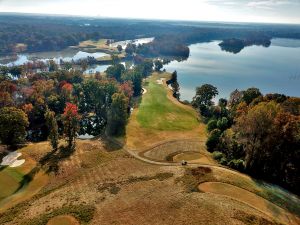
top-left (219, 157), bottom-right (228, 165)
top-left (207, 119), bottom-right (218, 132)
top-left (228, 159), bottom-right (245, 171)
top-left (206, 129), bottom-right (221, 152)
top-left (217, 117), bottom-right (229, 131)
top-left (212, 151), bottom-right (224, 160)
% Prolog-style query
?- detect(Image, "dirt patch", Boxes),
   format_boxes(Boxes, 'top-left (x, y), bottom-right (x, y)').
top-left (97, 172), bottom-right (174, 195)
top-left (198, 182), bottom-right (300, 225)
top-left (47, 215), bottom-right (80, 225)
top-left (233, 210), bottom-right (281, 225)
top-left (98, 183), bottom-right (121, 195)
top-left (176, 167), bottom-right (213, 192)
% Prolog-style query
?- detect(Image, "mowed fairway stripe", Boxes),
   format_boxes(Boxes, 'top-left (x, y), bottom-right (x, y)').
top-left (137, 73), bottom-right (198, 131)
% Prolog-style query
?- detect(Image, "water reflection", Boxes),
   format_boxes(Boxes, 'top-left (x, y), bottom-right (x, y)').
top-left (164, 39), bottom-right (300, 101)
top-left (110, 37), bottom-right (154, 48)
top-left (0, 50), bottom-right (109, 66)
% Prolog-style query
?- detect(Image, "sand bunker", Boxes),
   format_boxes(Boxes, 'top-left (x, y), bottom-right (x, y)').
top-left (156, 78), bottom-right (165, 84)
top-left (142, 88), bottom-right (147, 95)
top-left (1, 151), bottom-right (25, 167)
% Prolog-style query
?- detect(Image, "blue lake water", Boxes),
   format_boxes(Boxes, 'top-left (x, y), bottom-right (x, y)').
top-left (164, 39), bottom-right (300, 101)
top-left (0, 50), bottom-right (109, 66)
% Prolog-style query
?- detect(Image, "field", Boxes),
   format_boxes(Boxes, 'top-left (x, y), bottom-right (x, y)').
top-left (0, 73), bottom-right (299, 225)
top-left (75, 39), bottom-right (126, 60)
top-left (126, 72), bottom-right (207, 150)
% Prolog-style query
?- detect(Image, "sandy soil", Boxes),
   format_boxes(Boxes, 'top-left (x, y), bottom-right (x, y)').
top-left (47, 215), bottom-right (80, 225)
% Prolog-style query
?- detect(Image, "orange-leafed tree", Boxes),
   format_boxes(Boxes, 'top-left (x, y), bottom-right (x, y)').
top-left (62, 102), bottom-right (81, 150)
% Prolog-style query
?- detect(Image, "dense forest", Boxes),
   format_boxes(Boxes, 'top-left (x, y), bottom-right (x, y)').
top-left (192, 84), bottom-right (300, 195)
top-left (219, 37), bottom-right (271, 54)
top-left (1, 13), bottom-right (300, 56)
top-left (0, 58), bottom-right (154, 150)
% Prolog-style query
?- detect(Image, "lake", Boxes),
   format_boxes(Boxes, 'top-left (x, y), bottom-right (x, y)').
top-left (0, 49), bottom-right (109, 66)
top-left (110, 37), bottom-right (154, 48)
top-left (164, 38), bottom-right (300, 101)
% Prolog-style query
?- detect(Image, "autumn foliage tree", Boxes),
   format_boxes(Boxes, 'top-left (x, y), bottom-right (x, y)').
top-left (0, 107), bottom-right (29, 146)
top-left (62, 103), bottom-right (81, 150)
top-left (234, 101), bottom-right (300, 193)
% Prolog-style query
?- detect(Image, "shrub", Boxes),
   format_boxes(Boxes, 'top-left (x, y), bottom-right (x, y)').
top-left (219, 157), bottom-right (228, 165)
top-left (217, 117), bottom-right (229, 131)
top-left (206, 129), bottom-right (221, 152)
top-left (207, 119), bottom-right (218, 132)
top-left (212, 151), bottom-right (224, 160)
top-left (228, 159), bottom-right (245, 171)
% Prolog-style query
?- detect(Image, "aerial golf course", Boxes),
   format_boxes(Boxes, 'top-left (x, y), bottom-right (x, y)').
top-left (0, 72), bottom-right (300, 225)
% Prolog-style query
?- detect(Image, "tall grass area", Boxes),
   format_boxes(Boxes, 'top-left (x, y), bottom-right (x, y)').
top-left (137, 74), bottom-right (198, 131)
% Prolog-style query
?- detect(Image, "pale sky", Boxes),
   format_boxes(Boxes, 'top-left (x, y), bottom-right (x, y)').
top-left (0, 0), bottom-right (300, 24)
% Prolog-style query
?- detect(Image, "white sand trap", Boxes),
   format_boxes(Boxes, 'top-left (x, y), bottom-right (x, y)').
top-left (142, 88), bottom-right (147, 95)
top-left (1, 151), bottom-right (25, 167)
top-left (156, 78), bottom-right (165, 85)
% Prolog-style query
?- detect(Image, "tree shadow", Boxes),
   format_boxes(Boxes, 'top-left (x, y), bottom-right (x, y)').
top-left (0, 165), bottom-right (8, 172)
top-left (100, 135), bottom-right (124, 152)
top-left (39, 145), bottom-right (75, 174)
top-left (13, 166), bottom-right (40, 194)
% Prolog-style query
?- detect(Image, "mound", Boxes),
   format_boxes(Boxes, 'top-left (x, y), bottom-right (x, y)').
top-left (47, 215), bottom-right (80, 225)
top-left (198, 182), bottom-right (300, 225)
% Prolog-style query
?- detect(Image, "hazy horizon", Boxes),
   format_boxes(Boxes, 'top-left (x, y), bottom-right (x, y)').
top-left (0, 0), bottom-right (300, 24)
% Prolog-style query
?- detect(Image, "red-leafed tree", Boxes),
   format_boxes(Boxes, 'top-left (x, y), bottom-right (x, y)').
top-left (119, 81), bottom-right (134, 98)
top-left (62, 102), bottom-right (81, 150)
top-left (61, 82), bottom-right (73, 102)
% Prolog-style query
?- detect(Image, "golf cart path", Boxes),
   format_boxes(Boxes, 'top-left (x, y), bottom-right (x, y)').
top-left (105, 136), bottom-right (300, 225)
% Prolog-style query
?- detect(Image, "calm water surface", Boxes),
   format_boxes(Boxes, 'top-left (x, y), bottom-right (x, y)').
top-left (0, 49), bottom-right (109, 66)
top-left (164, 39), bottom-right (300, 101)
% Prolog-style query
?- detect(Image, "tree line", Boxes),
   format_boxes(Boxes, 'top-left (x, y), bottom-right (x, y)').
top-left (0, 57), bottom-right (155, 152)
top-left (192, 84), bottom-right (300, 195)
top-left (1, 14), bottom-right (300, 56)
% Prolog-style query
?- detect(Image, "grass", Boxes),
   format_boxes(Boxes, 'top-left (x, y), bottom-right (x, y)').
top-left (137, 74), bottom-right (198, 131)
top-left (177, 165), bottom-right (300, 221)
top-left (77, 38), bottom-right (122, 56)
top-left (0, 167), bottom-right (24, 200)
top-left (22, 204), bottom-right (95, 225)
top-left (126, 72), bottom-right (207, 149)
top-left (78, 39), bottom-right (110, 49)
top-left (97, 172), bottom-right (174, 196)
top-left (0, 152), bottom-right (48, 211)
top-left (176, 167), bottom-right (213, 192)
top-left (47, 215), bottom-right (79, 225)
top-left (233, 210), bottom-right (281, 225)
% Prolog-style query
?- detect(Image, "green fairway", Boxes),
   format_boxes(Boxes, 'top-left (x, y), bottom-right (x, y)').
top-left (0, 167), bottom-right (24, 201)
top-left (0, 150), bottom-right (48, 212)
top-left (137, 74), bottom-right (198, 131)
